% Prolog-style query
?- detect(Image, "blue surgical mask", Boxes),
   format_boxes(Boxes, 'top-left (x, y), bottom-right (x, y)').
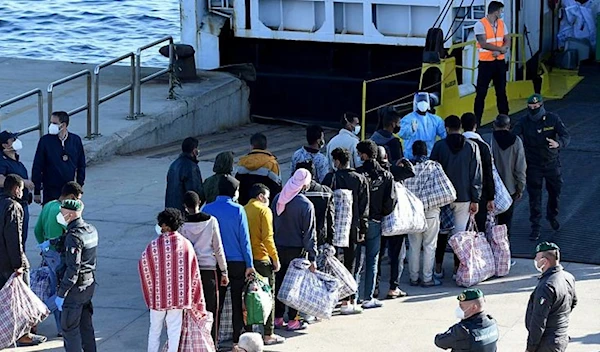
top-left (499, 12), bottom-right (504, 20)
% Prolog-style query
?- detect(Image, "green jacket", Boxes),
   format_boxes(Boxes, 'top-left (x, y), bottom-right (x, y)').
top-left (34, 200), bottom-right (65, 251)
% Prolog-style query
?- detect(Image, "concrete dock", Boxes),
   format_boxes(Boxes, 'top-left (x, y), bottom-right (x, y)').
top-left (0, 57), bottom-right (598, 351)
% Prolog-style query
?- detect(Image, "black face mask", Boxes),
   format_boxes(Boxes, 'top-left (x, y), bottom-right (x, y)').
top-left (528, 106), bottom-right (546, 122)
top-left (393, 126), bottom-right (401, 134)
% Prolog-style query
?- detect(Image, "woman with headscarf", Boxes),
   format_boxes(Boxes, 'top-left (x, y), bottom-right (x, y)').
top-left (270, 168), bottom-right (317, 331)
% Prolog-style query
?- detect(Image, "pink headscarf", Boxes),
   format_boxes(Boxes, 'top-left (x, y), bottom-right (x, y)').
top-left (276, 168), bottom-right (312, 216)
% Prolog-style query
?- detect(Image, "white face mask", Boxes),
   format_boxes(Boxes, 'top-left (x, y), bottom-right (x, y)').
top-left (232, 189), bottom-right (240, 202)
top-left (353, 125), bottom-right (361, 136)
top-left (455, 306), bottom-right (465, 320)
top-left (155, 224), bottom-right (162, 235)
top-left (11, 139), bottom-right (23, 151)
top-left (56, 213), bottom-right (68, 227)
top-left (49, 123), bottom-right (61, 135)
top-left (417, 101), bottom-right (430, 113)
top-left (534, 258), bottom-right (545, 273)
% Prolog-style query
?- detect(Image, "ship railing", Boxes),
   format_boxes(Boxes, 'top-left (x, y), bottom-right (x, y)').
top-left (360, 67), bottom-right (446, 140)
top-left (449, 33), bottom-right (527, 85)
top-left (134, 36), bottom-right (175, 118)
top-left (0, 89), bottom-right (44, 138)
top-left (48, 70), bottom-right (93, 139)
top-left (93, 52), bottom-right (136, 137)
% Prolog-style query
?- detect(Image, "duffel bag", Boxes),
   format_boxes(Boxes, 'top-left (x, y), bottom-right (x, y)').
top-left (277, 258), bottom-right (339, 319)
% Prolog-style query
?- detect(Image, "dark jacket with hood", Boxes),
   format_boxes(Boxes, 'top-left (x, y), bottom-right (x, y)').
top-left (513, 110), bottom-right (570, 168)
top-left (0, 194), bottom-right (28, 276)
top-left (431, 134), bottom-right (482, 203)
top-left (322, 168), bottom-right (369, 243)
top-left (303, 181), bottom-right (335, 246)
top-left (371, 130), bottom-right (404, 164)
top-left (165, 153), bottom-right (204, 212)
top-left (488, 131), bottom-right (527, 195)
top-left (204, 151), bottom-right (234, 204)
top-left (464, 132), bottom-right (495, 202)
top-left (356, 160), bottom-right (396, 221)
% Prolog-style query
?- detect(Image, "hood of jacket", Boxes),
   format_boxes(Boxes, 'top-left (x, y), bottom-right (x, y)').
top-left (213, 151), bottom-right (234, 174)
top-left (492, 130), bottom-right (517, 150)
top-left (445, 134), bottom-right (467, 154)
top-left (182, 216), bottom-right (213, 236)
top-left (185, 212), bottom-right (212, 223)
top-left (238, 149), bottom-right (278, 172)
top-left (370, 130), bottom-right (395, 146)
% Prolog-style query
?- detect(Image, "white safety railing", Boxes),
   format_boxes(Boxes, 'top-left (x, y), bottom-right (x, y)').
top-left (1, 36), bottom-right (177, 139)
top-left (134, 36), bottom-right (175, 118)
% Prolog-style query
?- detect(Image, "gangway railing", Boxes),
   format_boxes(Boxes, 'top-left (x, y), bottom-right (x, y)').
top-left (0, 88), bottom-right (44, 138)
top-left (48, 70), bottom-right (93, 139)
top-left (448, 33), bottom-right (527, 85)
top-left (134, 36), bottom-right (175, 118)
top-left (93, 52), bottom-right (136, 136)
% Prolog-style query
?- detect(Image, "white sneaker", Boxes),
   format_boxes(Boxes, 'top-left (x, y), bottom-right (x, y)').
top-left (361, 299), bottom-right (383, 309)
top-left (340, 304), bottom-right (363, 315)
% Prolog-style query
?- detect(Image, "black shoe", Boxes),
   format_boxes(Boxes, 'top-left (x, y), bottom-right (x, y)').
top-left (549, 219), bottom-right (560, 231)
top-left (529, 230), bottom-right (540, 241)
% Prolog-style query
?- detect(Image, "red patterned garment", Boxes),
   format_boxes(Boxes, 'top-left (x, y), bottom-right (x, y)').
top-left (139, 231), bottom-right (206, 317)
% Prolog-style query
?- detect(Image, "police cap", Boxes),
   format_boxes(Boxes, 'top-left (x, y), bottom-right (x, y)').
top-left (527, 94), bottom-right (543, 104)
top-left (457, 288), bottom-right (484, 302)
top-left (536, 241), bottom-right (560, 253)
top-left (62, 199), bottom-right (84, 211)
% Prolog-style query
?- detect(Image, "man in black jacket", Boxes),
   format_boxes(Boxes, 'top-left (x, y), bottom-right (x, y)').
top-left (431, 115), bottom-right (482, 279)
top-left (513, 94), bottom-right (571, 240)
top-left (0, 174), bottom-right (47, 347)
top-left (371, 108), bottom-right (403, 164)
top-left (32, 111), bottom-right (86, 205)
top-left (355, 140), bottom-right (395, 309)
top-left (165, 137), bottom-right (204, 212)
top-left (322, 147), bottom-right (369, 315)
top-left (435, 289), bottom-right (498, 351)
top-left (526, 242), bottom-right (577, 352)
top-left (461, 113), bottom-right (495, 231)
top-left (295, 162), bottom-right (335, 246)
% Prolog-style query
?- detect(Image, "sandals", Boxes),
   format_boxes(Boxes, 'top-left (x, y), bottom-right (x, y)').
top-left (264, 334), bottom-right (286, 345)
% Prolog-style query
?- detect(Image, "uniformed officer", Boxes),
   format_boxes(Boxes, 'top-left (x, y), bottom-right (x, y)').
top-left (54, 199), bottom-right (98, 352)
top-left (513, 94), bottom-right (570, 241)
top-left (435, 289), bottom-right (499, 351)
top-left (526, 242), bottom-right (577, 352)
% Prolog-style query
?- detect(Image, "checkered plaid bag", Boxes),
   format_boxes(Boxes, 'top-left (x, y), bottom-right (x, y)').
top-left (163, 310), bottom-right (215, 352)
top-left (331, 188), bottom-right (353, 248)
top-left (218, 287), bottom-right (233, 344)
top-left (404, 160), bottom-right (456, 211)
top-left (449, 218), bottom-right (496, 287)
top-left (277, 258), bottom-right (340, 319)
top-left (0, 274), bottom-right (50, 349)
top-left (439, 205), bottom-right (455, 234)
top-left (485, 214), bottom-right (511, 277)
top-left (492, 166), bottom-right (512, 215)
top-left (317, 244), bottom-right (357, 300)
top-left (382, 182), bottom-right (427, 236)
top-left (30, 266), bottom-right (52, 303)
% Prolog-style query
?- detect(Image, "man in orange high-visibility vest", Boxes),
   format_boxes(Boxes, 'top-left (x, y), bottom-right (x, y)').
top-left (474, 1), bottom-right (511, 126)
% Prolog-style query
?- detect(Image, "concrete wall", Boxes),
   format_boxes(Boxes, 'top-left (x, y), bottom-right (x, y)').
top-left (85, 72), bottom-right (250, 164)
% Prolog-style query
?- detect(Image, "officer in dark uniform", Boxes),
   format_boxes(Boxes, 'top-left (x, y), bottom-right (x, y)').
top-left (526, 242), bottom-right (577, 352)
top-left (513, 94), bottom-right (570, 241)
top-left (54, 199), bottom-right (98, 352)
top-left (435, 289), bottom-right (499, 351)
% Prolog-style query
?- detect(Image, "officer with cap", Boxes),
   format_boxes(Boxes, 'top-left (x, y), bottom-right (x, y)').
top-left (526, 242), bottom-right (577, 352)
top-left (435, 289), bottom-right (499, 351)
top-left (54, 199), bottom-right (98, 352)
top-left (513, 94), bottom-right (570, 241)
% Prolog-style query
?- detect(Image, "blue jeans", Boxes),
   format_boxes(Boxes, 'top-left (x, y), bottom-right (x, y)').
top-left (355, 220), bottom-right (382, 301)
